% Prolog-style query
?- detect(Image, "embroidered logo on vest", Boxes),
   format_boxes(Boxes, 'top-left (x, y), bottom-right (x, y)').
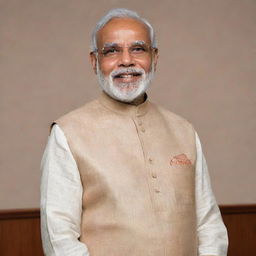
top-left (170, 153), bottom-right (192, 166)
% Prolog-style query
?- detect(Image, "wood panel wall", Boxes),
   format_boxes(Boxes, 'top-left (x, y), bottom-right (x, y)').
top-left (0, 205), bottom-right (255, 256)
top-left (220, 205), bottom-right (256, 256)
top-left (0, 209), bottom-right (43, 256)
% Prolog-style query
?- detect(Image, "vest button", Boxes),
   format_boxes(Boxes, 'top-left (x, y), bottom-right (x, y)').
top-left (141, 127), bottom-right (145, 132)
top-left (154, 189), bottom-right (160, 193)
top-left (151, 172), bottom-right (157, 178)
top-left (148, 157), bottom-right (153, 163)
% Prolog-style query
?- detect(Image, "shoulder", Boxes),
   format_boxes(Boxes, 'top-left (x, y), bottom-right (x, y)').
top-left (56, 99), bottom-right (98, 123)
top-left (150, 101), bottom-right (195, 131)
top-left (50, 98), bottom-right (105, 132)
top-left (49, 124), bottom-right (67, 145)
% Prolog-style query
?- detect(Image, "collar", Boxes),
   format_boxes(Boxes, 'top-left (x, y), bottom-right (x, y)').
top-left (97, 90), bottom-right (150, 117)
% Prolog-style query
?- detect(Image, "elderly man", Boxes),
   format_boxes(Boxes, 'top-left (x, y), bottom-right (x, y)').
top-left (40, 8), bottom-right (228, 256)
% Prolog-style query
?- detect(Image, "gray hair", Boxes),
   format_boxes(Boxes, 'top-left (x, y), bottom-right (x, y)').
top-left (91, 8), bottom-right (157, 52)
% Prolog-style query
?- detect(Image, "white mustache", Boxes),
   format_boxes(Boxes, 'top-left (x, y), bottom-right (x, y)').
top-left (111, 67), bottom-right (144, 78)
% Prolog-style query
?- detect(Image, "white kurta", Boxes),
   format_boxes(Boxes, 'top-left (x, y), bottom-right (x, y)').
top-left (40, 124), bottom-right (228, 256)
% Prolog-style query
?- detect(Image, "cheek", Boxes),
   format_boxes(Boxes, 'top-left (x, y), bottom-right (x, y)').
top-left (138, 58), bottom-right (152, 73)
top-left (99, 59), bottom-right (117, 76)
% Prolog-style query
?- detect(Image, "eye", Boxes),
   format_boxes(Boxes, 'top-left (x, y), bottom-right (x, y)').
top-left (102, 47), bottom-right (119, 56)
top-left (131, 46), bottom-right (146, 53)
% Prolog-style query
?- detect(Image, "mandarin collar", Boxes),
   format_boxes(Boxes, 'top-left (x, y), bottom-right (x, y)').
top-left (97, 90), bottom-right (150, 117)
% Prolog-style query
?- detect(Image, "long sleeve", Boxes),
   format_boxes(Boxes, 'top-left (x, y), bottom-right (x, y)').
top-left (40, 124), bottom-right (90, 256)
top-left (195, 132), bottom-right (228, 256)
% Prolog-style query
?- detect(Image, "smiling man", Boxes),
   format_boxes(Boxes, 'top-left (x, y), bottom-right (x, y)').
top-left (40, 8), bottom-right (228, 256)
top-left (92, 17), bottom-right (157, 104)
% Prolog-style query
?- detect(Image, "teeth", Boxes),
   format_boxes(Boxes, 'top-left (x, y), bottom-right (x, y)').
top-left (114, 72), bottom-right (141, 79)
top-left (117, 73), bottom-right (141, 78)
top-left (120, 74), bottom-right (133, 78)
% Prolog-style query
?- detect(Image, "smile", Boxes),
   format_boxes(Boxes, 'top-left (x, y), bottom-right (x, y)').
top-left (113, 72), bottom-right (142, 79)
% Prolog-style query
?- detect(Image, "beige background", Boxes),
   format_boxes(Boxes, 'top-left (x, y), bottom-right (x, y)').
top-left (0, 0), bottom-right (255, 209)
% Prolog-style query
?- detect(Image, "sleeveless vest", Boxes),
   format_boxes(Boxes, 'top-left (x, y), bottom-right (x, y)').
top-left (54, 91), bottom-right (197, 256)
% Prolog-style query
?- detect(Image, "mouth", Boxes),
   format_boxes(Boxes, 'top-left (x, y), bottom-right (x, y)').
top-left (112, 72), bottom-right (142, 83)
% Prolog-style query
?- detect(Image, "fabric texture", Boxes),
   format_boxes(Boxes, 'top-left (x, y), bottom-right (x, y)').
top-left (40, 92), bottom-right (228, 256)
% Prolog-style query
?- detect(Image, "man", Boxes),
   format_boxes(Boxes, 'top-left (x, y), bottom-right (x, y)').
top-left (40, 8), bottom-right (228, 256)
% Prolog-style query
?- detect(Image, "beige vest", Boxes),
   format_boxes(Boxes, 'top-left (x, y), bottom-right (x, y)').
top-left (54, 91), bottom-right (197, 256)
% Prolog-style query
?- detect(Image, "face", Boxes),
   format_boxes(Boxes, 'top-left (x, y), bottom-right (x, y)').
top-left (90, 18), bottom-right (158, 102)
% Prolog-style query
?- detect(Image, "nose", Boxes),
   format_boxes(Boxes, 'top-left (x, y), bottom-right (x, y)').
top-left (117, 47), bottom-right (135, 67)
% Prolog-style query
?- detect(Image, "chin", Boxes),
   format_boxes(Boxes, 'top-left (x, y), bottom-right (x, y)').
top-left (109, 83), bottom-right (145, 102)
top-left (96, 64), bottom-right (154, 103)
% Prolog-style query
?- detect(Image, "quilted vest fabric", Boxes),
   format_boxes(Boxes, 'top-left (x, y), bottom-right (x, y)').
top-left (54, 91), bottom-right (197, 256)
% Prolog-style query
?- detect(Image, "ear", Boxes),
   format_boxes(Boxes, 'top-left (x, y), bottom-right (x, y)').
top-left (153, 48), bottom-right (159, 71)
top-left (90, 52), bottom-right (98, 74)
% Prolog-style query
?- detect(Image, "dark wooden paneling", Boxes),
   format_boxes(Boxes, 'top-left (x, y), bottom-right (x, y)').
top-left (0, 209), bottom-right (43, 256)
top-left (220, 204), bottom-right (256, 214)
top-left (0, 208), bottom-right (40, 220)
top-left (220, 205), bottom-right (256, 256)
top-left (0, 205), bottom-right (255, 256)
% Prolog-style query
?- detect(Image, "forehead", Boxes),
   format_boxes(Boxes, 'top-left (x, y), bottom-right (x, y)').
top-left (97, 18), bottom-right (151, 47)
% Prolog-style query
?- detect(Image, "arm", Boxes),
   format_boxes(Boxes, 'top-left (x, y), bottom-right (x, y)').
top-left (40, 124), bottom-right (90, 256)
top-left (195, 132), bottom-right (228, 256)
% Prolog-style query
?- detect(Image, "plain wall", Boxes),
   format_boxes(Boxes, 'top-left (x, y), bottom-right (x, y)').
top-left (0, 0), bottom-right (255, 209)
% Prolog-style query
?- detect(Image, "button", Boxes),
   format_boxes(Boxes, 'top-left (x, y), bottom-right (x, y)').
top-left (154, 189), bottom-right (160, 193)
top-left (136, 112), bottom-right (140, 117)
top-left (148, 157), bottom-right (153, 163)
top-left (141, 127), bottom-right (145, 132)
top-left (151, 172), bottom-right (157, 178)
top-left (138, 120), bottom-right (142, 126)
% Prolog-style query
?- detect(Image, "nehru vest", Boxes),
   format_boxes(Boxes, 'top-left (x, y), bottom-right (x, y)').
top-left (54, 91), bottom-right (197, 256)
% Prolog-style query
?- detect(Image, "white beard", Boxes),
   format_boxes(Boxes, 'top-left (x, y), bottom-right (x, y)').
top-left (96, 61), bottom-right (155, 103)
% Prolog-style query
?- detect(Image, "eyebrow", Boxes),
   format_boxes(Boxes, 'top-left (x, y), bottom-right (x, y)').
top-left (102, 40), bottom-right (147, 48)
top-left (131, 40), bottom-right (146, 46)
top-left (102, 42), bottom-right (119, 48)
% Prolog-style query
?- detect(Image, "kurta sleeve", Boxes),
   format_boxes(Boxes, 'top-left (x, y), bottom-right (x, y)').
top-left (40, 124), bottom-right (90, 256)
top-left (195, 132), bottom-right (228, 256)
